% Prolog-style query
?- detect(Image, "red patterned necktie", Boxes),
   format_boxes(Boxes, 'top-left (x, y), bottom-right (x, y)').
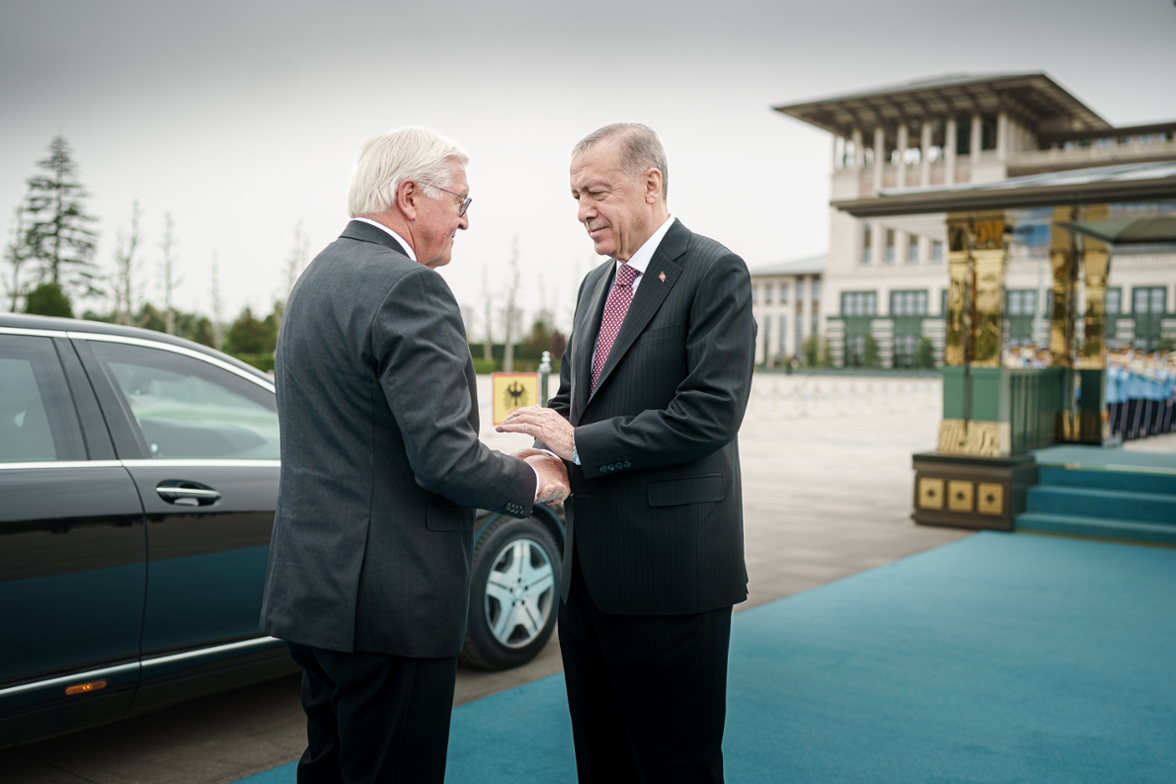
top-left (591, 262), bottom-right (640, 392)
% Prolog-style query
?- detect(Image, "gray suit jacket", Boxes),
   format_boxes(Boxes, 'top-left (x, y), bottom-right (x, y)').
top-left (548, 219), bottom-right (756, 615)
top-left (260, 220), bottom-right (535, 658)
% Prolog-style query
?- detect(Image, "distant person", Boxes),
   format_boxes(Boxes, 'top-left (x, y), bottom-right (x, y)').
top-left (260, 128), bottom-right (568, 784)
top-left (499, 123), bottom-right (756, 783)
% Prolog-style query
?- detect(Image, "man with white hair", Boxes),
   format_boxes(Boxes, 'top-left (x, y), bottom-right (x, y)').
top-left (260, 128), bottom-right (568, 784)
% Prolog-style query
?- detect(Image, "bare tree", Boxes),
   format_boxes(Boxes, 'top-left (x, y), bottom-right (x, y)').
top-left (500, 235), bottom-right (523, 372)
top-left (4, 206), bottom-right (30, 312)
top-left (210, 250), bottom-right (226, 349)
top-left (111, 201), bottom-right (143, 325)
top-left (279, 220), bottom-right (310, 323)
top-left (480, 262), bottom-right (495, 363)
top-left (157, 213), bottom-right (181, 335)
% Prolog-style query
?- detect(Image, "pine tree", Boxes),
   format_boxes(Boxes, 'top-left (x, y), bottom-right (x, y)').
top-left (22, 135), bottom-right (100, 299)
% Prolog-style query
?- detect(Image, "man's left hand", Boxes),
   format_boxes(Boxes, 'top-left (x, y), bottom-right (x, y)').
top-left (497, 406), bottom-right (575, 460)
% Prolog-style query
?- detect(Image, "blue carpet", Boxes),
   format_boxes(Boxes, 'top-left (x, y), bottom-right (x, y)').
top-left (237, 533), bottom-right (1176, 783)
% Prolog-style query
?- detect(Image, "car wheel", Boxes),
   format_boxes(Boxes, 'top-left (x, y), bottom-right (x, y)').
top-left (460, 515), bottom-right (561, 670)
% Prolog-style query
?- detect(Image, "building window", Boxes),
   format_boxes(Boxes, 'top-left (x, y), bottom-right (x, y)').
top-left (810, 280), bottom-right (821, 304)
top-left (779, 283), bottom-right (790, 304)
top-left (890, 290), bottom-right (929, 317)
top-left (981, 114), bottom-right (998, 151)
top-left (841, 291), bottom-right (877, 317)
top-left (956, 116), bottom-right (972, 156)
top-left (884, 230), bottom-right (895, 264)
top-left (930, 240), bottom-right (944, 263)
top-left (762, 315), bottom-right (771, 351)
top-left (1006, 290), bottom-right (1037, 346)
top-left (941, 289), bottom-right (948, 316)
top-left (1133, 286), bottom-right (1166, 315)
top-left (1006, 290), bottom-right (1037, 316)
top-left (1106, 287), bottom-right (1122, 316)
top-left (862, 223), bottom-right (872, 265)
top-left (764, 283), bottom-right (774, 304)
top-left (906, 237), bottom-right (920, 263)
top-left (778, 316), bottom-right (788, 358)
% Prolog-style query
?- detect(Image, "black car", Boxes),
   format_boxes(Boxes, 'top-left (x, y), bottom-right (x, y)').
top-left (0, 314), bottom-right (562, 748)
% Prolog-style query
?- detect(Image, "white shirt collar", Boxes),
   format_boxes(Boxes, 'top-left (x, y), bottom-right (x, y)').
top-left (352, 217), bottom-right (416, 262)
top-left (616, 214), bottom-right (674, 292)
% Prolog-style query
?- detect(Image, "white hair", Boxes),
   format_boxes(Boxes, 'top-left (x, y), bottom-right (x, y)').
top-left (572, 123), bottom-right (669, 200)
top-left (348, 128), bottom-right (468, 218)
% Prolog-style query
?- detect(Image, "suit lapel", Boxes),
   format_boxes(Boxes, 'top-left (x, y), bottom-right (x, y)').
top-left (586, 220), bottom-right (689, 406)
top-left (570, 263), bottom-right (613, 423)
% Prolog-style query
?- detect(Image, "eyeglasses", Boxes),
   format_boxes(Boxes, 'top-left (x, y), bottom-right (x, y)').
top-left (423, 182), bottom-right (472, 217)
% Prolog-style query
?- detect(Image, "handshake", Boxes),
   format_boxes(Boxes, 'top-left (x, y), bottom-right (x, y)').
top-left (514, 448), bottom-right (569, 505)
top-left (501, 406), bottom-right (577, 506)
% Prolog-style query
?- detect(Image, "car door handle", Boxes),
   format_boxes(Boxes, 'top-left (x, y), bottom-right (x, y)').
top-left (156, 481), bottom-right (221, 507)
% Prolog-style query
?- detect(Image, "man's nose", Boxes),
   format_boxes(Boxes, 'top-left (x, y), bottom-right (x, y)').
top-left (578, 199), bottom-right (594, 224)
top-left (458, 212), bottom-right (469, 231)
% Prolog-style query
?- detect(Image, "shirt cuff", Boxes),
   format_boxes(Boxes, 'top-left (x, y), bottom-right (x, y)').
top-left (531, 464), bottom-right (541, 497)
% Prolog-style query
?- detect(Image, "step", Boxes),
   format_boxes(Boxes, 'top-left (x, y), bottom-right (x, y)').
top-left (1015, 512), bottom-right (1176, 547)
top-left (1037, 466), bottom-right (1176, 497)
top-left (1026, 485), bottom-right (1176, 526)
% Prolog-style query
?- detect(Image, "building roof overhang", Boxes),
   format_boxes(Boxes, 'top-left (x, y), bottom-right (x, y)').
top-left (748, 254), bottom-right (828, 277)
top-left (773, 72), bottom-right (1110, 140)
top-left (832, 162), bottom-right (1176, 218)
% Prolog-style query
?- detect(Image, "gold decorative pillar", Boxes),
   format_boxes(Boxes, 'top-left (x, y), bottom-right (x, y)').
top-left (970, 212), bottom-right (1007, 368)
top-left (1077, 203), bottom-right (1112, 443)
top-left (1048, 206), bottom-right (1077, 368)
top-left (944, 214), bottom-right (971, 367)
top-left (1079, 203), bottom-right (1111, 370)
top-left (937, 212), bottom-right (1009, 458)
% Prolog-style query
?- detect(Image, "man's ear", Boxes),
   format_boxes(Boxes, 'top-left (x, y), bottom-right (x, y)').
top-left (397, 179), bottom-right (419, 220)
top-left (643, 169), bottom-right (663, 204)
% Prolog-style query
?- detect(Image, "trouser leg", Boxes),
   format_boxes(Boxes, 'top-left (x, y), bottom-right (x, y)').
top-left (560, 567), bottom-right (642, 784)
top-left (286, 641), bottom-right (458, 784)
top-left (560, 555), bottom-right (733, 784)
top-left (288, 642), bottom-right (343, 784)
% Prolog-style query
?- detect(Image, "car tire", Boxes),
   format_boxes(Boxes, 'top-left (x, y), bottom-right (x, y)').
top-left (460, 515), bottom-right (562, 671)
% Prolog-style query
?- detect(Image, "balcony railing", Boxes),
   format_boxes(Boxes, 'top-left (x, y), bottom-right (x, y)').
top-left (1009, 138), bottom-right (1176, 172)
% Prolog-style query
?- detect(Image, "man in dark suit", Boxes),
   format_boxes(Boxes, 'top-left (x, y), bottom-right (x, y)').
top-left (498, 123), bottom-right (755, 783)
top-left (261, 128), bottom-right (568, 784)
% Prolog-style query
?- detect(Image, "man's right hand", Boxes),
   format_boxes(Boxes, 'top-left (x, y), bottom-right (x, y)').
top-left (521, 452), bottom-right (569, 505)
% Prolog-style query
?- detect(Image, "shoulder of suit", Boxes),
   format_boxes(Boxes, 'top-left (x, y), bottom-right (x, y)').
top-left (679, 230), bottom-right (745, 274)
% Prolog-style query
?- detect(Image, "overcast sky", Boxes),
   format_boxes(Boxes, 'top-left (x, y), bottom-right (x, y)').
top-left (2, 0), bottom-right (1173, 334)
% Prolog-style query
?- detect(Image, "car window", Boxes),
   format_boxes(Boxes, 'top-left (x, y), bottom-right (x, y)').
top-left (89, 341), bottom-right (279, 460)
top-left (0, 335), bottom-right (86, 463)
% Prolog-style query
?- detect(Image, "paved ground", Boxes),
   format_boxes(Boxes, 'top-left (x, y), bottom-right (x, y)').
top-left (3, 374), bottom-right (969, 784)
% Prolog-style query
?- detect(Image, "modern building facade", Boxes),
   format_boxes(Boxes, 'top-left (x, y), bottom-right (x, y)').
top-left (759, 73), bottom-right (1176, 367)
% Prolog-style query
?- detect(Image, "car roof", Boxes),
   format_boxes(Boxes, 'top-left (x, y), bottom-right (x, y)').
top-left (0, 313), bottom-right (273, 383)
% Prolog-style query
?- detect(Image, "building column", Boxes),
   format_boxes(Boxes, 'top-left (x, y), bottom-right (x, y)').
top-left (920, 121), bottom-right (932, 187)
top-left (896, 124), bottom-right (909, 188)
top-left (945, 117), bottom-right (957, 184)
top-left (784, 277), bottom-right (797, 359)
top-left (852, 128), bottom-right (864, 168)
top-left (800, 274), bottom-right (813, 351)
top-left (755, 312), bottom-right (766, 365)
top-left (832, 136), bottom-right (842, 169)
top-left (997, 111), bottom-right (1009, 160)
top-left (970, 114), bottom-right (982, 161)
top-left (873, 126), bottom-right (885, 194)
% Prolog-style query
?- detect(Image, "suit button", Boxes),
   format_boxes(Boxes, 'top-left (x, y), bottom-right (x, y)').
top-left (623, 461), bottom-right (632, 468)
